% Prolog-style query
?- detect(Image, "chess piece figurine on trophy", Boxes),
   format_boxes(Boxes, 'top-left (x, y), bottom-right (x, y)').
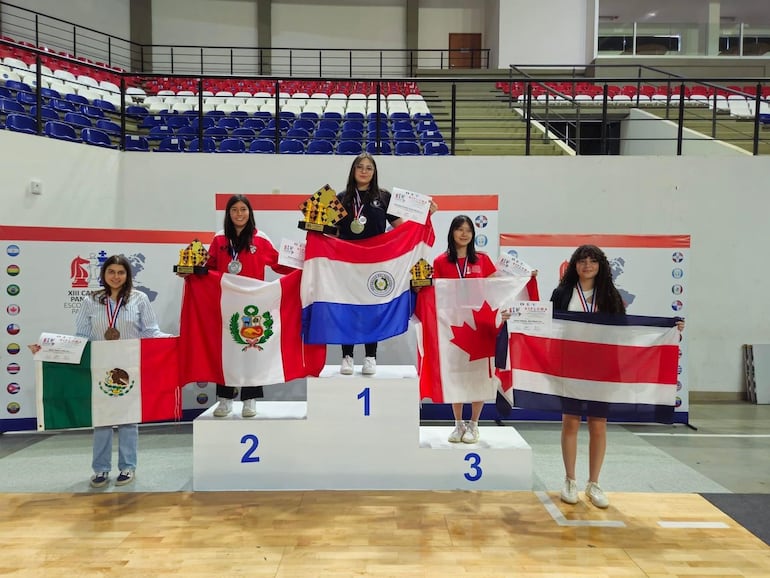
top-left (173, 239), bottom-right (210, 275)
top-left (410, 258), bottom-right (434, 288)
top-left (298, 184), bottom-right (348, 236)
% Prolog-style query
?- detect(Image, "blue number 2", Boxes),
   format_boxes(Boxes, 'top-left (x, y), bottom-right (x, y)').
top-left (357, 387), bottom-right (371, 416)
top-left (240, 434), bottom-right (260, 463)
top-left (464, 452), bottom-right (482, 481)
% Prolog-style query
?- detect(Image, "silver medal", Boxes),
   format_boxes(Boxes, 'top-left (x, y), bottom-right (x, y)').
top-left (228, 260), bottom-right (243, 274)
top-left (358, 215), bottom-right (367, 225)
top-left (350, 219), bottom-right (364, 234)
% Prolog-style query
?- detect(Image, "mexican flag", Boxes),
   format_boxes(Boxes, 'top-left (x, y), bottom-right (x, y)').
top-left (36, 338), bottom-right (181, 431)
top-left (179, 270), bottom-right (326, 387)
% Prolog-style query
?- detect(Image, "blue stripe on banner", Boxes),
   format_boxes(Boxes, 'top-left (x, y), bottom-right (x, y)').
top-left (512, 390), bottom-right (675, 424)
top-left (554, 310), bottom-right (679, 328)
top-left (302, 290), bottom-right (414, 345)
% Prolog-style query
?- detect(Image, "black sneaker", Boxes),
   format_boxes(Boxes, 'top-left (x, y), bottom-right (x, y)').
top-left (90, 472), bottom-right (109, 488)
top-left (115, 470), bottom-right (134, 486)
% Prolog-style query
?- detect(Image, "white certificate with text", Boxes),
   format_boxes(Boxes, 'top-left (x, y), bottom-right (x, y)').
top-left (507, 301), bottom-right (552, 336)
top-left (389, 187), bottom-right (432, 223)
top-left (34, 333), bottom-right (88, 364)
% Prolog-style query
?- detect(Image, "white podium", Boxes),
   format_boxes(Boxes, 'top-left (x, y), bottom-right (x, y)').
top-left (193, 365), bottom-right (532, 491)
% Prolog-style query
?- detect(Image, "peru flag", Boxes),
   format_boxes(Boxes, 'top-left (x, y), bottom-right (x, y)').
top-left (415, 277), bottom-right (532, 404)
top-left (508, 311), bottom-right (680, 423)
top-left (179, 270), bottom-right (326, 387)
top-left (301, 220), bottom-right (434, 345)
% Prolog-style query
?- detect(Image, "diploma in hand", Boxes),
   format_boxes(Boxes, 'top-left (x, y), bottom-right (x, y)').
top-left (298, 184), bottom-right (348, 236)
top-left (173, 239), bottom-right (209, 275)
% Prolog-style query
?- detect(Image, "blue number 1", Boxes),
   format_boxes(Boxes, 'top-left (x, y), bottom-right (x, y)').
top-left (357, 387), bottom-right (371, 416)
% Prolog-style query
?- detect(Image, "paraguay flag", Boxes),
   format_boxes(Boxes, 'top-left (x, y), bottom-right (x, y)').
top-left (179, 270), bottom-right (326, 387)
top-left (301, 220), bottom-right (434, 345)
top-left (508, 311), bottom-right (680, 423)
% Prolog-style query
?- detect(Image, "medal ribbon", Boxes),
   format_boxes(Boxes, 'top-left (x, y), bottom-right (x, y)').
top-left (353, 190), bottom-right (365, 222)
top-left (455, 257), bottom-right (468, 279)
top-left (577, 285), bottom-right (595, 312)
top-left (229, 240), bottom-right (240, 265)
top-left (106, 297), bottom-right (123, 329)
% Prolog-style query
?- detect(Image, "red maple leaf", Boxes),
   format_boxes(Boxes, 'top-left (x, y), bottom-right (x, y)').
top-left (449, 301), bottom-right (502, 361)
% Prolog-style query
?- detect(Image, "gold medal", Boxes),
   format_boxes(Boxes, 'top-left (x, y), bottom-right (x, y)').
top-left (104, 327), bottom-right (120, 340)
top-left (350, 219), bottom-right (364, 234)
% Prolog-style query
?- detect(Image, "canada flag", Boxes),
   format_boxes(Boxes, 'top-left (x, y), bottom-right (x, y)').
top-left (179, 270), bottom-right (326, 387)
top-left (415, 277), bottom-right (533, 404)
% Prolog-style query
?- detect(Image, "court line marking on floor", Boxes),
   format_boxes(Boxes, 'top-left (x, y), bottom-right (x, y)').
top-left (535, 491), bottom-right (626, 527)
top-left (658, 521), bottom-right (730, 529)
top-left (636, 433), bottom-right (770, 438)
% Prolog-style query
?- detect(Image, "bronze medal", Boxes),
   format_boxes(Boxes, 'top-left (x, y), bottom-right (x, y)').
top-left (104, 327), bottom-right (120, 340)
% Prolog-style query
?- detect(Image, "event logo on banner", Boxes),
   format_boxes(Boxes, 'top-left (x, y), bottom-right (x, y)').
top-left (499, 233), bottom-right (691, 424)
top-left (0, 225), bottom-right (210, 432)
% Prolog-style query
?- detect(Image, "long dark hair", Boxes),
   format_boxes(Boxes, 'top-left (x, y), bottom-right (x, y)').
top-left (96, 254), bottom-right (133, 305)
top-left (557, 244), bottom-right (625, 313)
top-left (224, 194), bottom-right (256, 254)
top-left (341, 152), bottom-right (385, 206)
top-left (445, 214), bottom-right (478, 264)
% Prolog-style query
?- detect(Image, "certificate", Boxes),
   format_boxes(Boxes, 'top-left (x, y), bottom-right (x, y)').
top-left (496, 253), bottom-right (534, 277)
top-left (389, 187), bottom-right (432, 224)
top-left (278, 238), bottom-right (306, 270)
top-left (507, 301), bottom-right (552, 336)
top-left (34, 333), bottom-right (88, 364)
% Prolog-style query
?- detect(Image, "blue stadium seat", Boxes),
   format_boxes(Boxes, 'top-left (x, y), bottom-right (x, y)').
top-left (367, 130), bottom-right (390, 142)
top-left (0, 98), bottom-right (26, 115)
top-left (267, 118), bottom-right (290, 131)
top-left (124, 135), bottom-right (149, 151)
top-left (339, 129), bottom-right (363, 141)
top-left (342, 120), bottom-right (364, 133)
top-left (191, 116), bottom-right (216, 130)
top-left (139, 115), bottom-right (166, 129)
top-left (5, 80), bottom-right (31, 93)
top-left (336, 140), bottom-right (362, 155)
top-left (293, 118), bottom-right (315, 132)
top-left (80, 104), bottom-right (104, 119)
top-left (318, 119), bottom-right (340, 132)
top-left (166, 115), bottom-right (191, 129)
top-left (188, 137), bottom-right (216, 152)
top-left (29, 105), bottom-right (59, 121)
top-left (92, 98), bottom-right (117, 112)
top-left (218, 138), bottom-right (246, 153)
top-left (16, 91), bottom-right (36, 106)
top-left (96, 119), bottom-right (121, 135)
top-left (423, 141), bottom-right (449, 156)
top-left (416, 119), bottom-right (439, 133)
top-left (279, 138), bottom-right (305, 154)
top-left (5, 113), bottom-right (36, 134)
top-left (419, 130), bottom-right (444, 143)
top-left (63, 112), bottom-right (92, 128)
top-left (217, 117), bottom-right (241, 131)
top-left (231, 127), bottom-right (256, 139)
top-left (249, 139), bottom-right (275, 153)
top-left (394, 141), bottom-right (420, 156)
top-left (148, 125), bottom-right (174, 139)
top-left (306, 139), bottom-right (334, 155)
top-left (65, 93), bottom-right (90, 106)
top-left (366, 141), bottom-right (392, 155)
top-left (176, 125), bottom-right (198, 139)
top-left (314, 128), bottom-right (337, 140)
top-left (393, 130), bottom-right (416, 141)
top-left (203, 126), bottom-right (229, 140)
top-left (286, 127), bottom-right (310, 142)
top-left (242, 118), bottom-right (266, 131)
top-left (367, 120), bottom-right (389, 133)
top-left (125, 105), bottom-right (149, 118)
top-left (345, 111), bottom-right (365, 121)
top-left (322, 111), bottom-right (343, 121)
top-left (44, 120), bottom-right (79, 142)
top-left (82, 128), bottom-right (116, 148)
top-left (392, 120), bottom-right (414, 133)
top-left (258, 127), bottom-right (280, 139)
top-left (155, 136), bottom-right (185, 152)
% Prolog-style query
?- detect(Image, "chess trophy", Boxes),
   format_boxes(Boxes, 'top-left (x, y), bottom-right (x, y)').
top-left (173, 239), bottom-right (210, 275)
top-left (410, 258), bottom-right (434, 288)
top-left (298, 184), bottom-right (347, 236)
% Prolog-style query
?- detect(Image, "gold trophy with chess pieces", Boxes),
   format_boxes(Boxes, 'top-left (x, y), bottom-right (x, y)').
top-left (173, 239), bottom-right (210, 275)
top-left (298, 184), bottom-right (348, 236)
top-left (410, 258), bottom-right (434, 288)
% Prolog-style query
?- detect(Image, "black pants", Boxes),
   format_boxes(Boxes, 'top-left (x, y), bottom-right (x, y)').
top-left (216, 384), bottom-right (264, 400)
top-left (341, 343), bottom-right (377, 358)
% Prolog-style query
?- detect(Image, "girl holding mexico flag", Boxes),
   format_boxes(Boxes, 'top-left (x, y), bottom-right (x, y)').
top-left (30, 255), bottom-right (170, 489)
top-left (551, 245), bottom-right (684, 509)
top-left (203, 194), bottom-right (295, 418)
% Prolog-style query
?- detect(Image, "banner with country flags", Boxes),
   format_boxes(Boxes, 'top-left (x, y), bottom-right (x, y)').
top-left (300, 220), bottom-right (435, 345)
top-left (179, 269), bottom-right (326, 387)
top-left (36, 338), bottom-right (180, 431)
top-left (507, 311), bottom-right (680, 423)
top-left (415, 277), bottom-right (532, 404)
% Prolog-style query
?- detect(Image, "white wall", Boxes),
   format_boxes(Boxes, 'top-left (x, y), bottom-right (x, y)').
top-left (497, 0), bottom-right (593, 67)
top-left (6, 0), bottom-right (131, 40)
top-left (485, 0), bottom-right (501, 69)
top-left (3, 130), bottom-right (770, 395)
top-left (417, 0), bottom-right (485, 69)
top-left (620, 109), bottom-right (749, 155)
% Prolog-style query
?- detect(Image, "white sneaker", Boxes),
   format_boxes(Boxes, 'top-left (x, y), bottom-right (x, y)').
top-left (560, 477), bottom-right (578, 504)
top-left (461, 422), bottom-right (479, 444)
top-left (242, 398), bottom-right (257, 418)
top-left (362, 356), bottom-right (376, 375)
top-left (340, 355), bottom-right (354, 375)
top-left (585, 481), bottom-right (609, 508)
top-left (448, 422), bottom-right (466, 443)
top-left (212, 398), bottom-right (233, 417)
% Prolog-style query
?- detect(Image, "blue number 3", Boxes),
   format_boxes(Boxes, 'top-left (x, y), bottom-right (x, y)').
top-left (240, 434), bottom-right (260, 463)
top-left (464, 452), bottom-right (482, 481)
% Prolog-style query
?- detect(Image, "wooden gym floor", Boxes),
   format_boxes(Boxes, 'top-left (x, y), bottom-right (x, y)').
top-left (2, 489), bottom-right (769, 577)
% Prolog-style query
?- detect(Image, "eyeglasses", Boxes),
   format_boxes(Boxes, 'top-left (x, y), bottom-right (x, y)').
top-left (355, 165), bottom-right (375, 172)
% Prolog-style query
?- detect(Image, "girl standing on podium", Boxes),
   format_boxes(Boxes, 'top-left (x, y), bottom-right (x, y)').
top-left (433, 215), bottom-right (508, 444)
top-left (206, 194), bottom-right (294, 418)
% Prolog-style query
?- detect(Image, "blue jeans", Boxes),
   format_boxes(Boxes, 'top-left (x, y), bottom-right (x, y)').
top-left (91, 424), bottom-right (138, 473)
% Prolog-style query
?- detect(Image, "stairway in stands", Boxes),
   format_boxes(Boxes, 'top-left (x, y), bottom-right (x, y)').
top-left (418, 81), bottom-right (570, 156)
